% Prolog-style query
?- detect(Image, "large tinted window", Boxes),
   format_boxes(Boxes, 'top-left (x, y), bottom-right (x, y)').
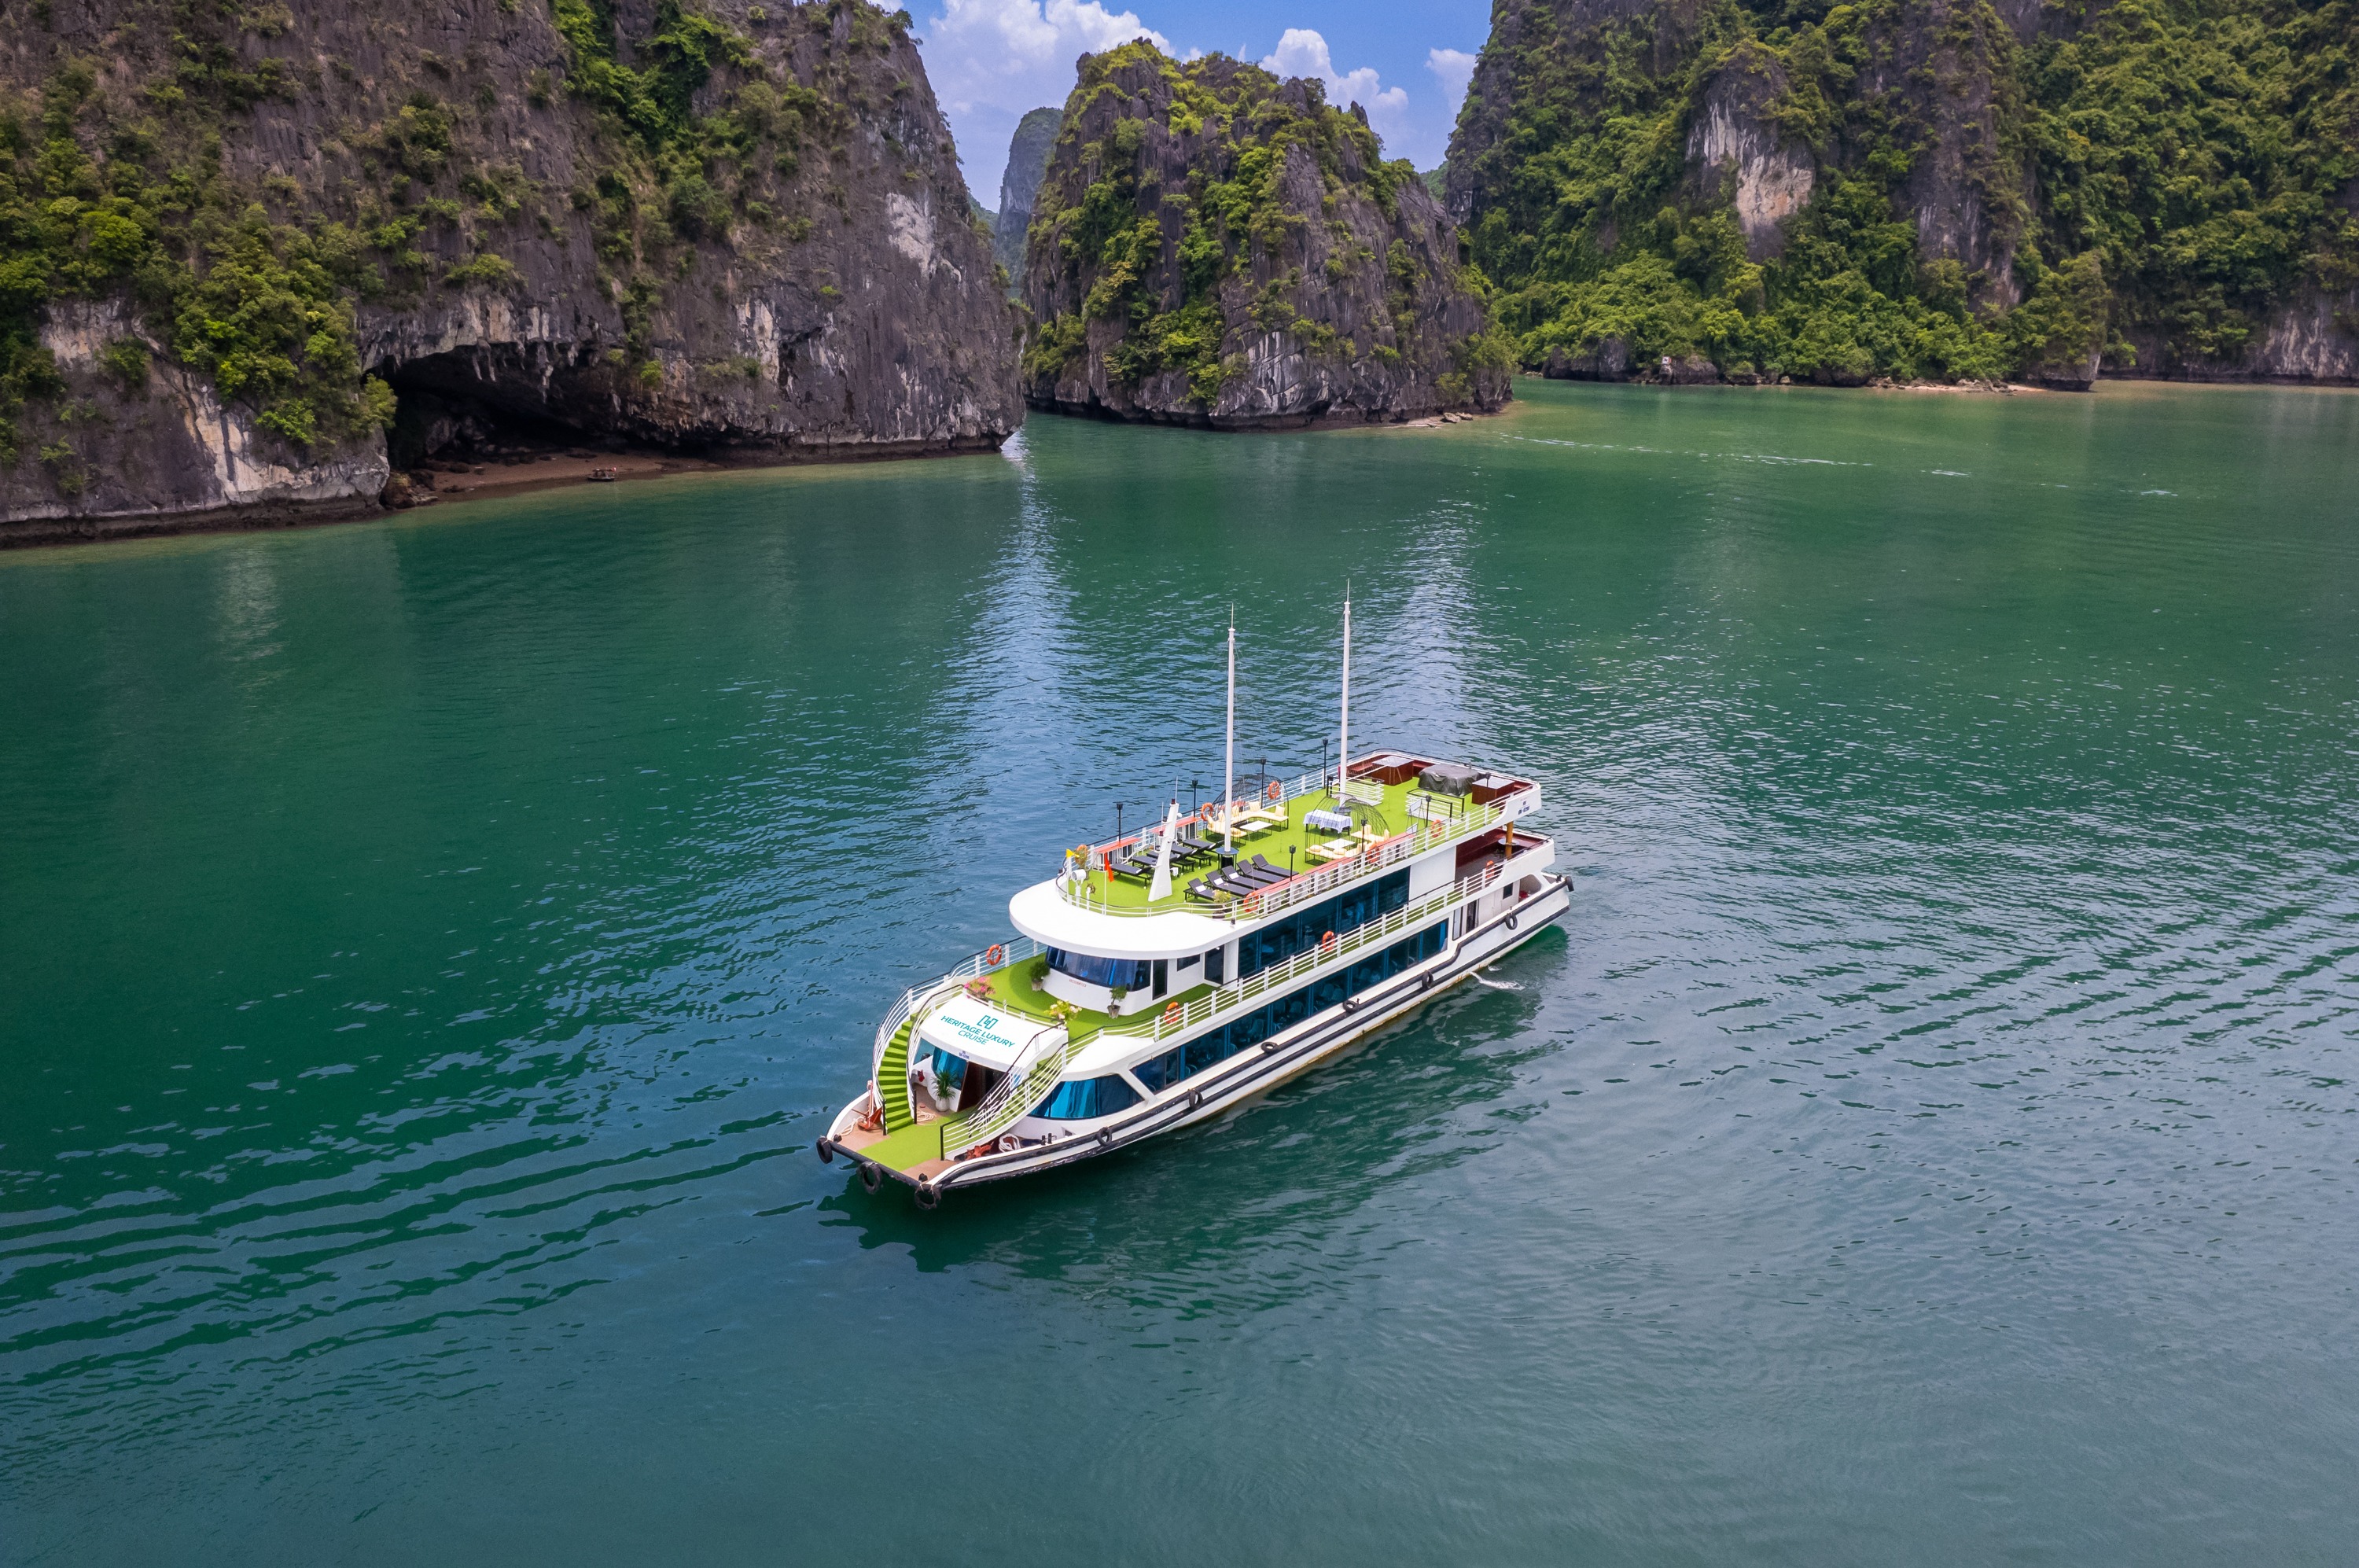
top-left (1046, 948), bottom-right (1152, 989)
top-left (1238, 870), bottom-right (1410, 978)
top-left (1033, 1074), bottom-right (1142, 1120)
top-left (1133, 920), bottom-right (1448, 1095)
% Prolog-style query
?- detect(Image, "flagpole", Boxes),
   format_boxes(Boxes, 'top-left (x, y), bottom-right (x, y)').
top-left (1337, 583), bottom-right (1351, 800)
top-left (1223, 613), bottom-right (1235, 859)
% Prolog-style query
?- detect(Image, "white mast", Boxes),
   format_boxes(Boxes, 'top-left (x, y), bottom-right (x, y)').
top-left (1337, 583), bottom-right (1351, 798)
top-left (1223, 613), bottom-right (1235, 856)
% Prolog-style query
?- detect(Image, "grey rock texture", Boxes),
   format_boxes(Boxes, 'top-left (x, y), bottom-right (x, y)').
top-left (992, 107), bottom-right (1062, 285)
top-left (1682, 46), bottom-right (1813, 263)
top-left (1, 0), bottom-right (1020, 543)
top-left (1448, 0), bottom-right (2025, 302)
top-left (1021, 45), bottom-right (1509, 429)
top-left (1443, 0), bottom-right (2357, 386)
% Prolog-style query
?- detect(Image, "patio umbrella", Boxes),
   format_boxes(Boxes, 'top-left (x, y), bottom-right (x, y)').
top-left (1147, 799), bottom-right (1180, 903)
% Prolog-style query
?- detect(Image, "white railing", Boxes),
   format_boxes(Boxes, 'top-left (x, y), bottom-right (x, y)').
top-left (867, 837), bottom-right (1551, 1136)
top-left (870, 934), bottom-right (1048, 1080)
top-left (935, 1024), bottom-right (1086, 1157)
top-left (1054, 781), bottom-right (1522, 923)
top-left (1237, 797), bottom-right (1511, 922)
top-left (1097, 853), bottom-right (1529, 1047)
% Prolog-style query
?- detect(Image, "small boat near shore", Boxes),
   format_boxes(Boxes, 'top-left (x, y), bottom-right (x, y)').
top-left (821, 606), bottom-right (1570, 1205)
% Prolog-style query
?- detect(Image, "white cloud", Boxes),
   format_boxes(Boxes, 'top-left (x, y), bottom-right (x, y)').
top-left (925, 0), bottom-right (1166, 117)
top-left (1426, 47), bottom-right (1478, 121)
top-left (922, 0), bottom-right (1168, 197)
top-left (1259, 28), bottom-right (1410, 147)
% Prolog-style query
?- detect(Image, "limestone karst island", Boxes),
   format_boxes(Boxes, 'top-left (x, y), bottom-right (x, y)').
top-left (3, 4), bottom-right (2356, 1566)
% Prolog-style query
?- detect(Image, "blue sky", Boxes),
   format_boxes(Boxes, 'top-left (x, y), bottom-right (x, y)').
top-left (915, 0), bottom-right (1494, 206)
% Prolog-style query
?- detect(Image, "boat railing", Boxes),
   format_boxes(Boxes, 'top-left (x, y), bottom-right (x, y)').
top-left (933, 1021), bottom-right (1084, 1158)
top-left (1098, 850), bottom-right (1540, 1046)
top-left (870, 934), bottom-right (1050, 1078)
top-left (871, 837), bottom-right (1551, 1115)
top-left (1054, 782), bottom-right (1522, 922)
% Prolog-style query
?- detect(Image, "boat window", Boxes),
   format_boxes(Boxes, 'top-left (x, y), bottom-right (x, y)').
top-left (1176, 952), bottom-right (1198, 970)
top-left (1127, 920), bottom-right (1448, 1095)
top-left (1032, 1074), bottom-right (1142, 1120)
top-left (1236, 870), bottom-right (1410, 979)
top-left (1134, 1047), bottom-right (1183, 1094)
top-left (1046, 948), bottom-right (1152, 990)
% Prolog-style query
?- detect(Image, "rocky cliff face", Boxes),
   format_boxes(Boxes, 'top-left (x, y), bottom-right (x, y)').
top-left (1021, 44), bottom-right (1511, 429)
top-left (0, 0), bottom-right (1021, 543)
top-left (1444, 0), bottom-right (2359, 388)
top-left (992, 105), bottom-right (1060, 285)
top-left (1680, 46), bottom-right (1813, 264)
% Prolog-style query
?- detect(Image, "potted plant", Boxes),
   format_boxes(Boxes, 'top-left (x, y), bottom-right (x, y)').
top-left (1108, 985), bottom-right (1128, 1016)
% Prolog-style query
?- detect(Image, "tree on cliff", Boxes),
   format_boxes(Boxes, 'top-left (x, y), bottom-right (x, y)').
top-left (0, 0), bottom-right (1018, 530)
top-left (1444, 0), bottom-right (2359, 387)
top-left (1021, 43), bottom-right (1513, 428)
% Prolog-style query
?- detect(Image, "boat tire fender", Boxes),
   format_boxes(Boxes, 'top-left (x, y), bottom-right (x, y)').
top-left (1506, 912), bottom-right (1518, 931)
top-left (858, 1161), bottom-right (882, 1194)
top-left (914, 1181), bottom-right (940, 1210)
top-left (1096, 1128), bottom-right (1113, 1149)
top-left (816, 1139), bottom-right (834, 1165)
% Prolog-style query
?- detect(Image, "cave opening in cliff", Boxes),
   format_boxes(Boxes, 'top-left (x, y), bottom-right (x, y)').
top-left (381, 352), bottom-right (617, 470)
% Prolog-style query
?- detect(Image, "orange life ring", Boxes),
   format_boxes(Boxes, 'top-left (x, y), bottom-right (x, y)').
top-left (1266, 779), bottom-right (1283, 801)
top-left (1162, 999), bottom-right (1182, 1022)
top-left (985, 943), bottom-right (1006, 966)
top-left (1320, 929), bottom-right (1338, 951)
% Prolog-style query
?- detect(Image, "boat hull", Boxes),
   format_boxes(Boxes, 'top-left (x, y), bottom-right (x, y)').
top-left (819, 873), bottom-right (1571, 1203)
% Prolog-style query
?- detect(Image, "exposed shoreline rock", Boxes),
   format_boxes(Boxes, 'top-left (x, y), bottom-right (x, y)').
top-left (0, 433), bottom-right (1006, 551)
top-left (1020, 43), bottom-right (1511, 430)
top-left (1443, 0), bottom-right (2359, 391)
top-left (1, 0), bottom-right (1020, 536)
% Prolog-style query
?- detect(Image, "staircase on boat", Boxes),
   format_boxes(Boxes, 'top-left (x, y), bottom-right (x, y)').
top-left (875, 1018), bottom-right (917, 1132)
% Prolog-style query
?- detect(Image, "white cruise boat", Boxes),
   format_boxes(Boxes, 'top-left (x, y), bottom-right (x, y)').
top-left (821, 616), bottom-right (1570, 1205)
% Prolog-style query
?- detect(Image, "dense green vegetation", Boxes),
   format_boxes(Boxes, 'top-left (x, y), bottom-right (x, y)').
top-left (0, 17), bottom-right (396, 471)
top-left (1023, 43), bottom-right (1463, 403)
top-left (1461, 0), bottom-right (2358, 383)
top-left (0, 0), bottom-right (895, 483)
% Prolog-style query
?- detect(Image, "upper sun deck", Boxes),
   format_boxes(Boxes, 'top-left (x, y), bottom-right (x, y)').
top-left (1007, 754), bottom-right (1540, 956)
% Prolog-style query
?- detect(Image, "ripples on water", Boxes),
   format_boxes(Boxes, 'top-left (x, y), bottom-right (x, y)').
top-left (2, 382), bottom-right (2355, 1565)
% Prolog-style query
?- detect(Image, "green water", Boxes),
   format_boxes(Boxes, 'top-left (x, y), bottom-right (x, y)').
top-left (3, 381), bottom-right (2356, 1565)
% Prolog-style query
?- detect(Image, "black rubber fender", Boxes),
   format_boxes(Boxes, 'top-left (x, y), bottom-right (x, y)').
top-left (859, 1160), bottom-right (883, 1194)
top-left (1506, 912), bottom-right (1518, 931)
top-left (816, 1139), bottom-right (834, 1165)
top-left (914, 1181), bottom-right (940, 1210)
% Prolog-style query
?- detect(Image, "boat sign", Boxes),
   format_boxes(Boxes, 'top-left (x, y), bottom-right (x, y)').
top-left (914, 994), bottom-right (1027, 1070)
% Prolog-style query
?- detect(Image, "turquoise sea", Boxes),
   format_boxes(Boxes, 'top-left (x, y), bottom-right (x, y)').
top-left (3, 381), bottom-right (2356, 1564)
